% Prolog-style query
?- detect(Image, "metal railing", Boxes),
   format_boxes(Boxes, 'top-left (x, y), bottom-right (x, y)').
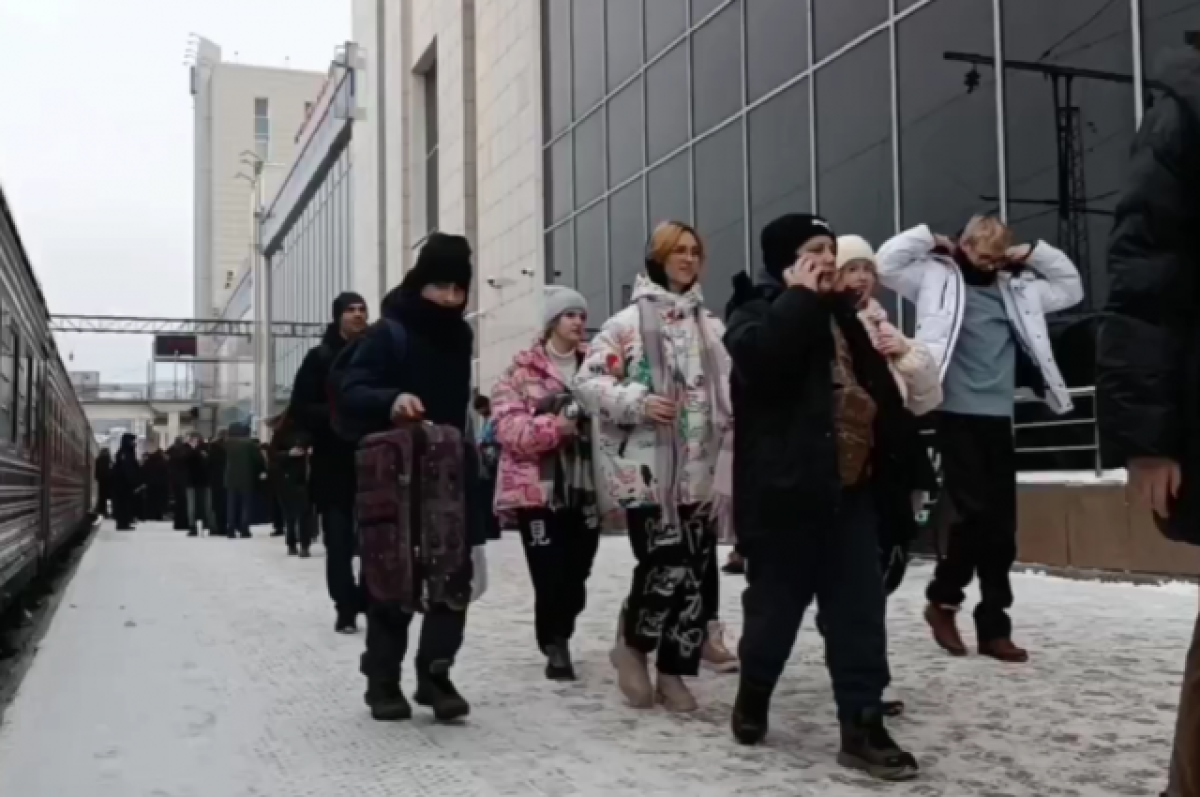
top-left (1013, 386), bottom-right (1106, 478)
top-left (75, 382), bottom-right (251, 404)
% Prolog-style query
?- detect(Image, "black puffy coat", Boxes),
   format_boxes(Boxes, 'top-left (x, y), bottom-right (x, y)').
top-left (338, 287), bottom-right (486, 547)
top-left (1097, 47), bottom-right (1200, 546)
top-left (724, 272), bottom-right (936, 550)
top-left (290, 324), bottom-right (355, 509)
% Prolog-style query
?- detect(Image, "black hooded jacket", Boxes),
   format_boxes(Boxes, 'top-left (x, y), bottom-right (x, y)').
top-left (290, 322), bottom-right (354, 508)
top-left (724, 271), bottom-right (935, 549)
top-left (339, 286), bottom-right (486, 546)
top-left (1098, 48), bottom-right (1200, 545)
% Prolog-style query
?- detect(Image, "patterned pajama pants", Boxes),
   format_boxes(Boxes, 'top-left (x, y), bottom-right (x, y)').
top-left (623, 503), bottom-right (715, 676)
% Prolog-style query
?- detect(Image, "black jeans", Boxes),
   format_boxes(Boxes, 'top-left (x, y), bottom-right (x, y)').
top-left (702, 545), bottom-right (719, 624)
top-left (516, 507), bottom-right (601, 652)
top-left (623, 503), bottom-right (715, 677)
top-left (171, 485), bottom-right (189, 530)
top-left (360, 601), bottom-right (467, 684)
top-left (226, 489), bottom-right (253, 537)
top-left (927, 412), bottom-right (1018, 642)
top-left (280, 485), bottom-right (312, 550)
top-left (324, 504), bottom-right (360, 615)
top-left (210, 486), bottom-right (228, 536)
top-left (739, 487), bottom-right (889, 723)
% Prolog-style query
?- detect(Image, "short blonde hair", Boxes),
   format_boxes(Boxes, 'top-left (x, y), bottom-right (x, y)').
top-left (962, 215), bottom-right (1013, 257)
top-left (648, 220), bottom-right (705, 266)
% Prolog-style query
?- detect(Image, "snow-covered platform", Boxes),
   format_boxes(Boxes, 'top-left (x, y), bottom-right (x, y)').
top-left (0, 521), bottom-right (1193, 797)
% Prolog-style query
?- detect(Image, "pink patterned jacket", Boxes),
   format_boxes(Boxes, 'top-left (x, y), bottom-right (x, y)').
top-left (491, 340), bottom-right (580, 512)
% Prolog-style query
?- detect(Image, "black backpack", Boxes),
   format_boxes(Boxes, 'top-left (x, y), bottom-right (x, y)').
top-left (327, 318), bottom-right (408, 444)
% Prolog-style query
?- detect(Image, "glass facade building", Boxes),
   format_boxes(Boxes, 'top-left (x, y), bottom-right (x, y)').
top-left (542, 0), bottom-right (1198, 346)
top-left (264, 66), bottom-right (357, 401)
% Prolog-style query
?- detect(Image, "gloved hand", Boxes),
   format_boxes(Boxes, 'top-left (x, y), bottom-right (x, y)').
top-left (470, 546), bottom-right (488, 602)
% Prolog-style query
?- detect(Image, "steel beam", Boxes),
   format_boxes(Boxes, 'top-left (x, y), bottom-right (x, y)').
top-left (49, 314), bottom-right (324, 338)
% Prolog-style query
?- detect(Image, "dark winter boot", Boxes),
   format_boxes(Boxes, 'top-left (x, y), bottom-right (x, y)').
top-left (299, 547), bottom-right (311, 559)
top-left (838, 708), bottom-right (920, 781)
top-left (414, 661), bottom-right (470, 721)
top-left (544, 640), bottom-right (576, 681)
top-left (335, 609), bottom-right (358, 634)
top-left (731, 678), bottom-right (774, 745)
top-left (287, 545), bottom-right (298, 556)
top-left (364, 680), bottom-right (412, 721)
top-left (187, 530), bottom-right (198, 538)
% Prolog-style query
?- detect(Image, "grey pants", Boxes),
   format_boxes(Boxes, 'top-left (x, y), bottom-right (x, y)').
top-left (186, 487), bottom-right (212, 532)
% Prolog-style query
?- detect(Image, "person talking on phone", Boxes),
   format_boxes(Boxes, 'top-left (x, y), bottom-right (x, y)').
top-left (725, 213), bottom-right (928, 781)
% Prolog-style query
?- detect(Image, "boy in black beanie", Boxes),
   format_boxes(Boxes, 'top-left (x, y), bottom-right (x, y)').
top-left (339, 232), bottom-right (488, 723)
top-left (724, 213), bottom-right (924, 781)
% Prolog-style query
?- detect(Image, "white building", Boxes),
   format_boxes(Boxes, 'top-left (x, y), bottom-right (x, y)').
top-left (350, 0), bottom-right (544, 389)
top-left (189, 37), bottom-right (327, 321)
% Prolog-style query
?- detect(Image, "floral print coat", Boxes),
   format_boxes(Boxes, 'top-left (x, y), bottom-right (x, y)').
top-left (573, 275), bottom-right (730, 514)
top-left (490, 340), bottom-right (579, 512)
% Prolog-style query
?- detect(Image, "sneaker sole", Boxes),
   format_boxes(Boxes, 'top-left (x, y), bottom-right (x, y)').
top-left (836, 752), bottom-right (920, 782)
top-left (414, 692), bottom-right (470, 722)
top-left (701, 657), bottom-right (740, 674)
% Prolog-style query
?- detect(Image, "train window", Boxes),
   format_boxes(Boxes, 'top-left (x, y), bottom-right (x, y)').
top-left (0, 307), bottom-right (11, 443)
top-left (27, 358), bottom-right (39, 462)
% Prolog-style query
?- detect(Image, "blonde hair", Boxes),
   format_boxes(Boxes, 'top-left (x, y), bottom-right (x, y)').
top-left (962, 215), bottom-right (1013, 257)
top-left (647, 220), bottom-right (705, 266)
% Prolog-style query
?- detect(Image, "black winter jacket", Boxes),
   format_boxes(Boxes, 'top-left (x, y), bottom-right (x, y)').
top-left (290, 324), bottom-right (355, 509)
top-left (270, 427), bottom-right (311, 489)
top-left (185, 445), bottom-right (209, 488)
top-left (339, 287), bottom-right (486, 547)
top-left (724, 272), bottom-right (936, 550)
top-left (1097, 48), bottom-right (1200, 546)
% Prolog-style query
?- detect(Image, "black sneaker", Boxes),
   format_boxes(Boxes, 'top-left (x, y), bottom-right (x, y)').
top-left (335, 611), bottom-right (358, 634)
top-left (187, 530), bottom-right (198, 537)
top-left (287, 545), bottom-right (298, 556)
top-left (238, 531), bottom-right (251, 539)
top-left (364, 681), bottom-right (412, 721)
top-left (731, 678), bottom-right (773, 745)
top-left (544, 641), bottom-right (576, 681)
top-left (414, 664), bottom-right (470, 721)
top-left (270, 529), bottom-right (284, 537)
top-left (838, 708), bottom-right (920, 781)
top-left (299, 547), bottom-right (311, 559)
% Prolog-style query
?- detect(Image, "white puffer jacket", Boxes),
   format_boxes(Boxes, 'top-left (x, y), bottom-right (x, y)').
top-left (876, 225), bottom-right (1083, 415)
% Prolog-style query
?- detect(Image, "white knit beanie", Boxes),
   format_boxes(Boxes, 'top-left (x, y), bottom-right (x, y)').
top-left (543, 285), bottom-right (588, 329)
top-left (836, 235), bottom-right (877, 271)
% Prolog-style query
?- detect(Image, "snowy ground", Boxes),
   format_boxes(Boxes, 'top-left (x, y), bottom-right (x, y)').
top-left (0, 521), bottom-right (1193, 797)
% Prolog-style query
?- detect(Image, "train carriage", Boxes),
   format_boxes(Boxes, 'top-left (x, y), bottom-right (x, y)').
top-left (0, 183), bottom-right (95, 613)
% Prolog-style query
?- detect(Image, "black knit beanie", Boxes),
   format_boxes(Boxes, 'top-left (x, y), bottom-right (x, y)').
top-left (331, 291), bottom-right (366, 321)
top-left (760, 213), bottom-right (835, 280)
top-left (400, 232), bottom-right (473, 295)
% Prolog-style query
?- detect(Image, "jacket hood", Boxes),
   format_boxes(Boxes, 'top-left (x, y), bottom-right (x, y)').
top-left (1153, 47), bottom-right (1200, 117)
top-left (724, 269), bottom-right (779, 319)
top-left (321, 322), bottom-right (345, 347)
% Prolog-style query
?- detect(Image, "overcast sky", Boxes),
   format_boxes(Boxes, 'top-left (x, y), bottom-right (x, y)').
top-left (0, 0), bottom-right (350, 382)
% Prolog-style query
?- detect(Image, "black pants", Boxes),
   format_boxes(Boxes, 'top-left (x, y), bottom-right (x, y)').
top-left (172, 485), bottom-right (190, 530)
top-left (324, 504), bottom-right (360, 615)
top-left (739, 487), bottom-right (889, 723)
top-left (271, 492), bottom-right (285, 533)
top-left (702, 545), bottom-right (719, 624)
top-left (210, 486), bottom-right (228, 536)
top-left (623, 503), bottom-right (715, 677)
top-left (361, 601), bottom-right (467, 684)
top-left (113, 490), bottom-right (137, 530)
top-left (94, 487), bottom-right (111, 518)
top-left (927, 412), bottom-right (1018, 642)
top-left (280, 485), bottom-right (312, 549)
top-left (516, 507), bottom-right (600, 652)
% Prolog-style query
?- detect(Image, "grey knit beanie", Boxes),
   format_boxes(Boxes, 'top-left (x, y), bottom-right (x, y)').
top-left (543, 285), bottom-right (588, 330)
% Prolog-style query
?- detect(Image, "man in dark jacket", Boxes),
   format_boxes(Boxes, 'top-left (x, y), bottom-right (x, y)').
top-left (224, 423), bottom-right (264, 539)
top-left (167, 437), bottom-right (190, 530)
top-left (724, 214), bottom-right (927, 781)
top-left (289, 291), bottom-right (368, 632)
top-left (207, 430), bottom-right (228, 537)
top-left (184, 434), bottom-right (211, 537)
top-left (339, 232), bottom-right (488, 724)
top-left (94, 449), bottom-right (112, 517)
top-left (142, 448), bottom-right (169, 521)
top-left (1097, 45), bottom-right (1200, 797)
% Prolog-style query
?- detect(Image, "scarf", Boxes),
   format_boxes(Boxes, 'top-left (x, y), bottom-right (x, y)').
top-left (637, 287), bottom-right (732, 536)
top-left (534, 391), bottom-right (599, 530)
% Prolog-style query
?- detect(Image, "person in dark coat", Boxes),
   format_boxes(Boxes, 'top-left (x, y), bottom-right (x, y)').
top-left (289, 291), bottom-right (368, 631)
top-left (167, 437), bottom-right (191, 530)
top-left (724, 214), bottom-right (927, 781)
top-left (142, 448), bottom-right (169, 521)
top-left (270, 411), bottom-right (314, 557)
top-left (224, 423), bottom-right (264, 539)
top-left (111, 434), bottom-right (142, 531)
top-left (184, 434), bottom-right (211, 537)
top-left (207, 430), bottom-right (228, 537)
top-left (93, 449), bottom-right (113, 517)
top-left (1096, 44), bottom-right (1200, 797)
top-left (339, 232), bottom-right (488, 724)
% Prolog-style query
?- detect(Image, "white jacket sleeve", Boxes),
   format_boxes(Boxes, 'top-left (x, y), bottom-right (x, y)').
top-left (892, 339), bottom-right (943, 417)
top-left (573, 312), bottom-right (650, 427)
top-left (877, 225), bottom-right (939, 304)
top-left (1024, 241), bottom-right (1084, 314)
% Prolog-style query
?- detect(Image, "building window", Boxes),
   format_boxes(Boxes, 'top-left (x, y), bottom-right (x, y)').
top-left (254, 97), bottom-right (270, 160)
top-left (424, 62), bottom-right (439, 236)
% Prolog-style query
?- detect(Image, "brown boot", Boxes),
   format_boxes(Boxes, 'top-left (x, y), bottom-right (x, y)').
top-left (924, 603), bottom-right (968, 656)
top-left (979, 638), bottom-right (1029, 663)
top-left (656, 673), bottom-right (698, 713)
top-left (610, 608), bottom-right (654, 708)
